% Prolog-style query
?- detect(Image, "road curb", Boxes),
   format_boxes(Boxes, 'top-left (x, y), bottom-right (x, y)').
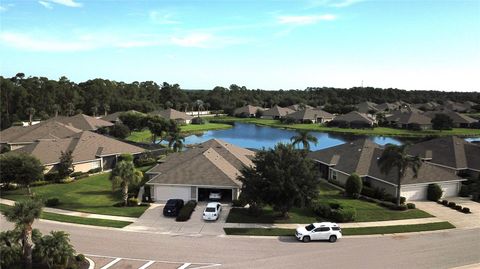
top-left (85, 257), bottom-right (95, 269)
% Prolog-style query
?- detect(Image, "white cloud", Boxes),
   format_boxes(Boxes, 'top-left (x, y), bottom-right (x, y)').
top-left (171, 33), bottom-right (213, 48)
top-left (38, 1), bottom-right (53, 9)
top-left (277, 14), bottom-right (336, 25)
top-left (149, 11), bottom-right (179, 25)
top-left (39, 0), bottom-right (82, 8)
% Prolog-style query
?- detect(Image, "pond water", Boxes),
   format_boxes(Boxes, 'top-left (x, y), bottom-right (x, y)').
top-left (184, 123), bottom-right (403, 151)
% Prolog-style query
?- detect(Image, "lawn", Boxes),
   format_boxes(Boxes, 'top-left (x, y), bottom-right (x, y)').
top-left (226, 182), bottom-right (432, 224)
top-left (223, 222), bottom-right (455, 236)
top-left (0, 204), bottom-right (132, 228)
top-left (1, 166), bottom-right (153, 218)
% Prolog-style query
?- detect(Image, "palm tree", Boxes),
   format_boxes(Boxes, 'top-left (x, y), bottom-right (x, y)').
top-left (195, 99), bottom-right (204, 118)
top-left (52, 104), bottom-right (61, 117)
top-left (91, 105), bottom-right (98, 117)
top-left (183, 102), bottom-right (189, 112)
top-left (290, 130), bottom-right (318, 151)
top-left (66, 102), bottom-right (75, 116)
top-left (36, 231), bottom-right (75, 269)
top-left (168, 133), bottom-right (185, 152)
top-left (26, 107), bottom-right (35, 126)
top-left (110, 154), bottom-right (143, 206)
top-left (377, 144), bottom-right (421, 206)
top-left (103, 104), bottom-right (110, 116)
top-left (2, 199), bottom-right (43, 269)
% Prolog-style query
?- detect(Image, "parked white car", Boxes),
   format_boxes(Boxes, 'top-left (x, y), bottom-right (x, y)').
top-left (203, 202), bottom-right (222, 221)
top-left (295, 222), bottom-right (342, 243)
top-left (209, 191), bottom-right (222, 200)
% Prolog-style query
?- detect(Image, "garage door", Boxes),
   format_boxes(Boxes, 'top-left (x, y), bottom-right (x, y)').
top-left (153, 186), bottom-right (191, 202)
top-left (401, 185), bottom-right (427, 201)
top-left (440, 182), bottom-right (459, 198)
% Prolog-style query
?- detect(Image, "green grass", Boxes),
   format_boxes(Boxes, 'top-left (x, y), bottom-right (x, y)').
top-left (212, 116), bottom-right (480, 137)
top-left (0, 204), bottom-right (132, 228)
top-left (1, 167), bottom-right (153, 218)
top-left (223, 222), bottom-right (455, 236)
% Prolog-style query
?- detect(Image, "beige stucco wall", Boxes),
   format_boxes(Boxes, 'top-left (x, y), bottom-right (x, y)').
top-left (73, 160), bottom-right (101, 173)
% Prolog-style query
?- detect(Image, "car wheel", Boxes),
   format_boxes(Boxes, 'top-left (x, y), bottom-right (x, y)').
top-left (329, 235), bottom-right (337, 243)
top-left (302, 236), bottom-right (311, 243)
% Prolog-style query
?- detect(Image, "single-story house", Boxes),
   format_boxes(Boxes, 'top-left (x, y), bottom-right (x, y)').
top-left (234, 105), bottom-right (264, 117)
top-left (386, 111), bottom-right (432, 130)
top-left (424, 111), bottom-right (478, 128)
top-left (101, 110), bottom-right (144, 124)
top-left (330, 111), bottom-right (375, 128)
top-left (11, 131), bottom-right (146, 173)
top-left (145, 139), bottom-right (254, 202)
top-left (376, 102), bottom-right (400, 112)
top-left (287, 104), bottom-right (314, 111)
top-left (149, 108), bottom-right (193, 124)
top-left (0, 120), bottom-right (83, 150)
top-left (356, 101), bottom-right (378, 114)
top-left (261, 105), bottom-right (295, 119)
top-left (56, 114), bottom-right (114, 131)
top-left (307, 139), bottom-right (465, 201)
top-left (286, 108), bottom-right (334, 123)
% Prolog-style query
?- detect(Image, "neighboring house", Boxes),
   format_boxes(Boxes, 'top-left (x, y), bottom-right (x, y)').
top-left (408, 136), bottom-right (480, 179)
top-left (101, 110), bottom-right (144, 124)
top-left (386, 111), bottom-right (432, 130)
top-left (330, 111), bottom-right (375, 128)
top-left (234, 105), bottom-right (264, 117)
top-left (286, 108), bottom-right (334, 123)
top-left (261, 105), bottom-right (295, 119)
top-left (287, 104), bottom-right (314, 111)
top-left (356, 101), bottom-right (378, 114)
top-left (145, 139), bottom-right (254, 202)
top-left (56, 114), bottom-right (113, 131)
top-left (149, 108), bottom-right (193, 124)
top-left (308, 139), bottom-right (464, 201)
top-left (438, 101), bottom-right (470, 113)
top-left (12, 131), bottom-right (146, 173)
top-left (0, 120), bottom-right (83, 150)
top-left (376, 102), bottom-right (400, 112)
top-left (414, 101), bottom-right (440, 111)
top-left (424, 111), bottom-right (478, 128)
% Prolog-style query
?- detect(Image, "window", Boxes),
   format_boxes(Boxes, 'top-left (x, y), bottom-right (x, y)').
top-left (332, 227), bottom-right (340, 231)
top-left (305, 224), bottom-right (315, 231)
top-left (331, 170), bottom-right (337, 180)
top-left (314, 227), bottom-right (330, 232)
top-left (205, 207), bottom-right (215, 212)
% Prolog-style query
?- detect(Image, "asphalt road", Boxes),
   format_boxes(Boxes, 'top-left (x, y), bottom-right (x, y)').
top-left (1, 217), bottom-right (479, 269)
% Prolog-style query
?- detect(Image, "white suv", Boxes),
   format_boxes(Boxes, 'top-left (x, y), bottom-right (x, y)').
top-left (203, 202), bottom-right (222, 221)
top-left (295, 222), bottom-right (342, 243)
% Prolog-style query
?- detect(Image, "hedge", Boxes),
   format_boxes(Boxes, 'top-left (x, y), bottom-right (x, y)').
top-left (176, 200), bottom-right (197, 222)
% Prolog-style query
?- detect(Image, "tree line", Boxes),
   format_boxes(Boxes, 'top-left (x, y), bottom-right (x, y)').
top-left (2, 73), bottom-right (479, 129)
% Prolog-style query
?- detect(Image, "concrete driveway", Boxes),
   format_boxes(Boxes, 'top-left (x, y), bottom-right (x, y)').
top-left (415, 197), bottom-right (480, 229)
top-left (124, 202), bottom-right (231, 236)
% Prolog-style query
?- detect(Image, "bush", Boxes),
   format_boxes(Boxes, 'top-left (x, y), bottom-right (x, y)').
top-left (427, 184), bottom-right (443, 201)
top-left (331, 207), bottom-right (356, 222)
top-left (407, 203), bottom-right (416, 209)
top-left (394, 204), bottom-right (408, 211)
top-left (44, 172), bottom-right (61, 182)
top-left (88, 167), bottom-right (102, 174)
top-left (30, 180), bottom-right (50, 187)
top-left (280, 117), bottom-right (297, 125)
top-left (361, 186), bottom-right (376, 198)
top-left (345, 173), bottom-right (362, 198)
top-left (454, 205), bottom-right (462, 211)
top-left (462, 207), bottom-right (471, 213)
top-left (399, 196), bottom-right (406, 205)
top-left (191, 117), bottom-right (205, 124)
top-left (109, 123), bottom-right (130, 139)
top-left (60, 177), bottom-right (74, 184)
top-left (232, 199), bottom-right (246, 207)
top-left (134, 154), bottom-right (157, 167)
top-left (436, 200), bottom-right (443, 204)
top-left (75, 254), bottom-right (86, 262)
top-left (442, 200), bottom-right (449, 206)
top-left (45, 198), bottom-right (60, 207)
top-left (311, 201), bottom-right (331, 218)
top-left (176, 200), bottom-right (197, 222)
top-left (459, 185), bottom-right (470, 197)
top-left (127, 198), bottom-right (140, 207)
top-left (329, 203), bottom-right (341, 210)
top-left (448, 202), bottom-right (456, 208)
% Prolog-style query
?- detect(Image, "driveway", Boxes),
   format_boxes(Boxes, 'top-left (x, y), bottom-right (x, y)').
top-left (124, 202), bottom-right (231, 236)
top-left (415, 197), bottom-right (480, 229)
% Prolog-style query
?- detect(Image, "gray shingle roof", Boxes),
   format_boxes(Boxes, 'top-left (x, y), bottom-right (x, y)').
top-left (386, 111), bottom-right (432, 125)
top-left (286, 108), bottom-right (334, 121)
top-left (424, 111), bottom-right (477, 124)
top-left (0, 120), bottom-right (82, 144)
top-left (332, 111), bottom-right (374, 125)
top-left (356, 101), bottom-right (378, 113)
top-left (234, 105), bottom-right (263, 115)
top-left (149, 108), bottom-right (193, 121)
top-left (56, 114), bottom-right (113, 131)
top-left (262, 105), bottom-right (295, 117)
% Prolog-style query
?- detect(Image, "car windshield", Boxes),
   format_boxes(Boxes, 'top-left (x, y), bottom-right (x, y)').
top-left (305, 224), bottom-right (315, 231)
top-left (205, 207), bottom-right (216, 212)
top-left (166, 200), bottom-right (177, 206)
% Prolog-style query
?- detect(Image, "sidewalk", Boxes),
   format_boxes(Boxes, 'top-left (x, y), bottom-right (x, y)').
top-left (0, 198), bottom-right (136, 222)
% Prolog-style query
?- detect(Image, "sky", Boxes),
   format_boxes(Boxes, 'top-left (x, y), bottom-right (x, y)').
top-left (0, 0), bottom-right (479, 91)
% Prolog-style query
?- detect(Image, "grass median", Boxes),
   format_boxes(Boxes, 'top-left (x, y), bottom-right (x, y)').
top-left (224, 222), bottom-right (455, 237)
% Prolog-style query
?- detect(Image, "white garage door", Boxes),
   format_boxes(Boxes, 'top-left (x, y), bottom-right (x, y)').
top-left (153, 185), bottom-right (191, 202)
top-left (401, 182), bottom-right (460, 201)
top-left (440, 182), bottom-right (459, 198)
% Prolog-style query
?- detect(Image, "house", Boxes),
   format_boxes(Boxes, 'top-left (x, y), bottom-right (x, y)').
top-left (261, 105), bottom-right (295, 119)
top-left (56, 114), bottom-right (113, 131)
top-left (145, 139), bottom-right (254, 202)
top-left (149, 108), bottom-right (193, 124)
top-left (101, 110), bottom-right (144, 124)
top-left (424, 111), bottom-right (478, 128)
top-left (308, 139), bottom-right (465, 200)
top-left (408, 136), bottom-right (480, 179)
top-left (356, 101), bottom-right (378, 114)
top-left (330, 111), bottom-right (375, 128)
top-left (438, 101), bottom-right (470, 113)
top-left (11, 131), bottom-right (146, 173)
top-left (0, 120), bottom-right (83, 150)
top-left (286, 108), bottom-right (334, 123)
top-left (287, 104), bottom-right (314, 111)
top-left (386, 111), bottom-right (432, 130)
top-left (376, 102), bottom-right (400, 112)
top-left (234, 105), bottom-right (264, 117)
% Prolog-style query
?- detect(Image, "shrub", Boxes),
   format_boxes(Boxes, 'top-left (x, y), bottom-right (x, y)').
top-left (191, 117), bottom-right (205, 125)
top-left (44, 172), bottom-right (61, 182)
top-left (60, 177), bottom-right (74, 184)
top-left (88, 167), bottom-right (102, 174)
top-left (394, 204), bottom-right (408, 211)
top-left (45, 198), bottom-right (60, 207)
top-left (345, 173), bottom-right (362, 198)
top-left (134, 154), bottom-right (157, 167)
top-left (407, 203), bottom-right (416, 209)
top-left (454, 205), bottom-right (462, 211)
top-left (176, 200), bottom-right (197, 222)
top-left (30, 180), bottom-right (50, 187)
top-left (361, 186), bottom-right (376, 198)
top-left (331, 207), bottom-right (356, 222)
top-left (75, 254), bottom-right (86, 262)
top-left (436, 200), bottom-right (443, 204)
top-left (462, 207), bottom-right (471, 213)
top-left (109, 123), bottom-right (130, 139)
top-left (311, 201), bottom-right (331, 218)
top-left (427, 184), bottom-right (443, 201)
top-left (442, 200), bottom-right (449, 206)
top-left (281, 117), bottom-right (297, 125)
top-left (127, 198), bottom-right (139, 207)
top-left (459, 185), bottom-right (470, 197)
top-left (329, 203), bottom-right (341, 210)
top-left (399, 196), bottom-right (406, 205)
top-left (231, 199), bottom-right (245, 207)
top-left (448, 202), bottom-right (456, 208)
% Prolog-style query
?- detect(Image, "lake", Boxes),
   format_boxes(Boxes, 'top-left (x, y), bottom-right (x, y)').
top-left (184, 123), bottom-right (403, 150)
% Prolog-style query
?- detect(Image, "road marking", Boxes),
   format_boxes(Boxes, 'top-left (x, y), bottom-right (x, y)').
top-left (178, 263), bottom-right (192, 269)
top-left (138, 260), bottom-right (155, 269)
top-left (86, 254), bottom-right (221, 268)
top-left (100, 258), bottom-right (121, 269)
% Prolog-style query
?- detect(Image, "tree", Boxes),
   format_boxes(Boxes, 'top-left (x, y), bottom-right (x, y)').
top-left (0, 153), bottom-right (44, 195)
top-left (52, 104), bottom-right (61, 117)
top-left (168, 132), bottom-right (185, 152)
top-left (66, 102), bottom-right (75, 116)
top-left (109, 123), bottom-right (130, 139)
top-left (345, 173), bottom-right (363, 198)
top-left (26, 107), bottom-right (36, 125)
top-left (290, 130), bottom-right (318, 150)
top-left (427, 183), bottom-right (443, 201)
top-left (0, 229), bottom-right (22, 268)
top-left (195, 99), bottom-right (204, 118)
top-left (377, 144), bottom-right (421, 206)
top-left (57, 150), bottom-right (74, 179)
top-left (91, 105), bottom-right (98, 117)
top-left (110, 154), bottom-right (143, 206)
top-left (431, 113), bottom-right (453, 130)
top-left (146, 116), bottom-right (168, 143)
top-left (35, 231), bottom-right (75, 269)
top-left (238, 143), bottom-right (319, 218)
top-left (2, 199), bottom-right (43, 269)
top-left (103, 104), bottom-right (110, 116)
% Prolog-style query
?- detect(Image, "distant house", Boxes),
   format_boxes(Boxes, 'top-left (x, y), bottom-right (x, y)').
top-left (424, 111), bottom-right (478, 128)
top-left (149, 108), bottom-right (193, 124)
top-left (287, 104), bottom-right (314, 111)
top-left (330, 111), bottom-right (375, 128)
top-left (308, 139), bottom-right (464, 200)
top-left (408, 136), bottom-right (480, 179)
top-left (12, 131), bottom-right (146, 173)
top-left (261, 105), bottom-right (295, 119)
top-left (386, 111), bottom-right (432, 130)
top-left (146, 139), bottom-right (254, 202)
top-left (56, 114), bottom-right (113, 131)
top-left (0, 120), bottom-right (83, 150)
top-left (234, 105), bottom-right (264, 118)
top-left (101, 110), bottom-right (144, 124)
top-left (439, 101), bottom-right (470, 113)
top-left (356, 101), bottom-right (378, 114)
top-left (286, 108), bottom-right (334, 123)
top-left (376, 102), bottom-right (400, 112)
